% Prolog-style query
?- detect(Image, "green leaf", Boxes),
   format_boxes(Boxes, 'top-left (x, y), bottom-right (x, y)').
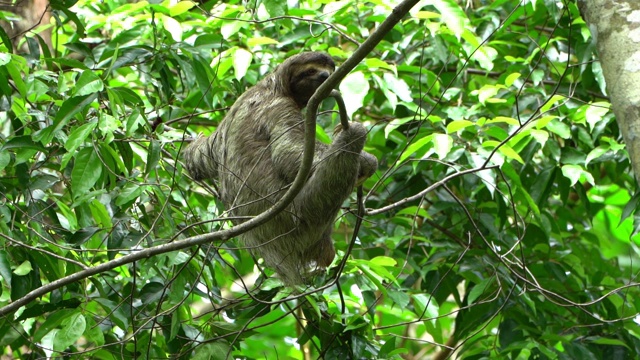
top-left (621, 191), bottom-right (640, 223)
top-left (592, 61), bottom-right (607, 94)
top-left (0, 151), bottom-right (11, 171)
top-left (585, 101), bottom-right (610, 130)
top-left (0, 66), bottom-right (12, 98)
top-left (498, 144), bottom-right (524, 164)
top-left (263, 0), bottom-right (287, 17)
top-left (192, 57), bottom-right (214, 108)
top-left (36, 94), bottom-right (98, 144)
top-left (305, 295), bottom-right (321, 319)
top-left (388, 291), bottom-right (410, 308)
top-left (473, 84), bottom-right (504, 104)
top-left (163, 16), bottom-right (183, 42)
top-left (169, 1), bottom-right (195, 16)
top-left (2, 136), bottom-right (47, 152)
top-left (0, 251), bottom-right (11, 284)
top-left (0, 27), bottom-right (13, 54)
top-left (399, 134), bottom-right (432, 165)
top-left (372, 73), bottom-right (397, 110)
top-left (4, 57), bottom-right (26, 97)
top-left (412, 293), bottom-right (438, 323)
top-left (63, 122), bottom-right (97, 169)
top-left (116, 183), bottom-right (144, 206)
top-left (540, 94), bottom-right (566, 113)
top-left (51, 7), bottom-right (86, 38)
top-left (370, 256), bottom-right (397, 267)
top-left (561, 164), bottom-right (595, 186)
top-left (364, 58), bottom-right (395, 72)
top-left (109, 87), bottom-right (144, 107)
top-left (446, 120), bottom-right (474, 133)
top-left (15, 299), bottom-right (81, 322)
top-left (247, 37), bottom-right (279, 47)
top-left (140, 282), bottom-right (166, 304)
top-left (545, 119), bottom-right (571, 139)
top-left (192, 341), bottom-right (232, 360)
top-left (586, 336), bottom-right (630, 348)
top-left (529, 129), bottom-right (549, 146)
top-left (93, 299), bottom-right (129, 330)
top-left (33, 309), bottom-right (76, 341)
top-left (414, 11), bottom-right (440, 19)
top-left (74, 70), bottom-right (104, 96)
top-left (505, 73), bottom-right (521, 86)
top-left (71, 147), bottom-right (102, 196)
top-left (585, 146), bottom-right (609, 165)
top-left (66, 227), bottom-right (101, 246)
top-left (55, 312), bottom-right (86, 351)
top-left (486, 116), bottom-right (519, 126)
top-left (83, 317), bottom-right (105, 347)
top-left (482, 141), bottom-right (524, 164)
top-left (145, 140), bottom-right (161, 176)
top-left (384, 117), bottom-right (413, 138)
top-left (13, 260), bottom-right (32, 276)
top-left (467, 278), bottom-right (493, 304)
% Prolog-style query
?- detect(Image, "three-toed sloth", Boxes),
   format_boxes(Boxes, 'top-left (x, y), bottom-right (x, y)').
top-left (184, 52), bottom-right (377, 285)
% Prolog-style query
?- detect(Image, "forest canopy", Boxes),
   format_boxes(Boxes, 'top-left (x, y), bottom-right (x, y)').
top-left (0, 0), bottom-right (639, 359)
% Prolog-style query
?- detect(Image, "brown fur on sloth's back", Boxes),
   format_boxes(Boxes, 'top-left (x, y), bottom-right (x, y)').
top-left (184, 52), bottom-right (377, 285)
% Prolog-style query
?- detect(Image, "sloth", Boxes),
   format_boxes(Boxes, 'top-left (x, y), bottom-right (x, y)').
top-left (184, 52), bottom-right (377, 285)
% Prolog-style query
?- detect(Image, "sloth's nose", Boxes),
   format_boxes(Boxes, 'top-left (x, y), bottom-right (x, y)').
top-left (318, 71), bottom-right (330, 81)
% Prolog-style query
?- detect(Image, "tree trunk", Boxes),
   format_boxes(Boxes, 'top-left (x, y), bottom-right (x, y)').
top-left (580, 0), bottom-right (640, 183)
top-left (0, 0), bottom-right (51, 53)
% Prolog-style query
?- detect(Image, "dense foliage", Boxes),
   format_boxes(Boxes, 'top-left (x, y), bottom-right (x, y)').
top-left (1, 0), bottom-right (639, 359)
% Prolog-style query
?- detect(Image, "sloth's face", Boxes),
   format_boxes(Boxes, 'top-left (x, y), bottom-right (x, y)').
top-left (287, 54), bottom-right (336, 108)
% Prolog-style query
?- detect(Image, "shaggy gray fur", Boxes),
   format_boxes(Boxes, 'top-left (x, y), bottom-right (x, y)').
top-left (184, 52), bottom-right (377, 285)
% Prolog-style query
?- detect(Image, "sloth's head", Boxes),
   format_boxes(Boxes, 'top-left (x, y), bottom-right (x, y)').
top-left (276, 52), bottom-right (336, 108)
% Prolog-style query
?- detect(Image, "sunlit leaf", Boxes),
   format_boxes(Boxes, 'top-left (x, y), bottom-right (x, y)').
top-left (13, 261), bottom-right (32, 276)
top-left (529, 129), bottom-right (549, 146)
top-left (399, 135), bottom-right (432, 164)
top-left (169, 1), bottom-right (195, 16)
top-left (247, 37), bottom-right (279, 47)
top-left (369, 256), bottom-right (397, 267)
top-left (233, 48), bottom-right (253, 81)
top-left (561, 164), bottom-right (595, 186)
top-left (505, 73), bottom-right (521, 87)
top-left (585, 102), bottom-right (610, 130)
top-left (585, 146), bottom-right (609, 165)
top-left (425, 0), bottom-right (468, 38)
top-left (414, 11), bottom-right (440, 19)
top-left (383, 73), bottom-right (412, 102)
top-left (540, 95), bottom-right (566, 114)
top-left (432, 133), bottom-right (453, 159)
top-left (447, 119), bottom-right (474, 133)
top-left (163, 16), bottom-right (182, 41)
top-left (339, 71), bottom-right (369, 118)
top-left (498, 144), bottom-right (524, 164)
top-left (365, 58), bottom-right (395, 72)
